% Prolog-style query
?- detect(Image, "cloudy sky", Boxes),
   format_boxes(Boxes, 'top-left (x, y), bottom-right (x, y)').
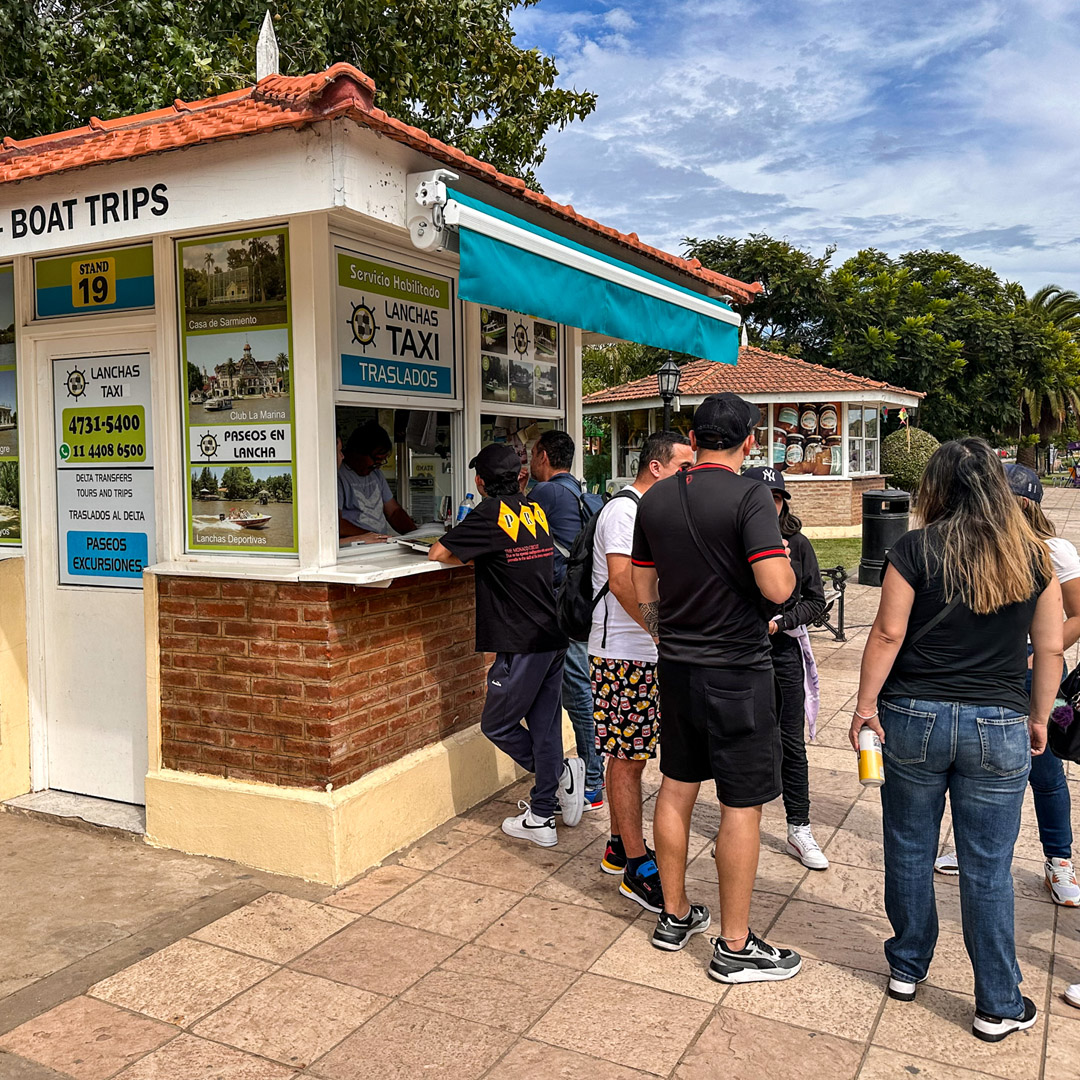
top-left (514, 0), bottom-right (1080, 292)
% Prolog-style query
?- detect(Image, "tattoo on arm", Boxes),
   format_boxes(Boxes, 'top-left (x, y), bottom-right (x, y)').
top-left (640, 600), bottom-right (660, 640)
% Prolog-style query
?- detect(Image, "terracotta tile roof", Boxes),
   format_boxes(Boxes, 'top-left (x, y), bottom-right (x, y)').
top-left (0, 64), bottom-right (761, 305)
top-left (582, 346), bottom-right (925, 405)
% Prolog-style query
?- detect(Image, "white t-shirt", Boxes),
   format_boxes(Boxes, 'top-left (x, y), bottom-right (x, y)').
top-left (588, 488), bottom-right (657, 663)
top-left (338, 464), bottom-right (393, 533)
top-left (1049, 536), bottom-right (1080, 585)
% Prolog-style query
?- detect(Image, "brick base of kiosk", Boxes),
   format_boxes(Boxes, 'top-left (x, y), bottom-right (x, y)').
top-left (144, 567), bottom-right (540, 884)
top-left (157, 571), bottom-right (486, 788)
top-left (788, 476), bottom-right (885, 527)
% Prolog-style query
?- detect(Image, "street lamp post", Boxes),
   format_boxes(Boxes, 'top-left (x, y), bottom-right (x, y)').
top-left (657, 358), bottom-right (682, 432)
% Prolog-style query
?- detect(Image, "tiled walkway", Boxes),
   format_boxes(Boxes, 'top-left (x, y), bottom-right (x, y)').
top-left (6, 501), bottom-right (1080, 1078)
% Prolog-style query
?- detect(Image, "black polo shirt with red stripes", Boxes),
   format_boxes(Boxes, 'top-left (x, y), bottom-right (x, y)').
top-left (630, 463), bottom-right (787, 669)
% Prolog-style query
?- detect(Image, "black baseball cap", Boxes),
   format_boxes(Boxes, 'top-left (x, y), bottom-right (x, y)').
top-left (743, 465), bottom-right (790, 500)
top-left (692, 393), bottom-right (761, 450)
top-left (469, 443), bottom-right (522, 484)
top-left (1004, 462), bottom-right (1043, 503)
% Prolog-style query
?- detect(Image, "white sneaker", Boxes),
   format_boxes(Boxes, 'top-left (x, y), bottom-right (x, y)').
top-left (1065, 983), bottom-right (1080, 1009)
top-left (1046, 858), bottom-right (1080, 906)
top-left (934, 851), bottom-right (959, 876)
top-left (786, 824), bottom-right (829, 871)
top-left (557, 757), bottom-right (586, 827)
top-left (501, 801), bottom-right (557, 847)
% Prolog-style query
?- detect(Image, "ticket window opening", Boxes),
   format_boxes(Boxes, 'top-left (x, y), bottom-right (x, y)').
top-left (478, 414), bottom-right (560, 495)
top-left (336, 406), bottom-right (454, 540)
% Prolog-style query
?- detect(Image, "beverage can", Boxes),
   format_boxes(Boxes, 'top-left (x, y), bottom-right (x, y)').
top-left (858, 728), bottom-right (884, 787)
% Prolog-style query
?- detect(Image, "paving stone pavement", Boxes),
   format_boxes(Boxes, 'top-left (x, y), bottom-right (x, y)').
top-left (6, 495), bottom-right (1080, 1079)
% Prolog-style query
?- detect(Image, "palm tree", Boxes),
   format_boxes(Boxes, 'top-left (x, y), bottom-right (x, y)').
top-left (275, 351), bottom-right (289, 393)
top-left (1024, 284), bottom-right (1080, 334)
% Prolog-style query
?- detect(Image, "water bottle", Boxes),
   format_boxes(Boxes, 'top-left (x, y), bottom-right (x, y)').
top-left (456, 493), bottom-right (475, 522)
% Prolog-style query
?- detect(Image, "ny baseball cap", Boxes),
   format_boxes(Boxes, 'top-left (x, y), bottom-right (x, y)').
top-left (692, 393), bottom-right (761, 450)
top-left (1004, 462), bottom-right (1043, 503)
top-left (469, 443), bottom-right (523, 484)
top-left (743, 465), bottom-right (790, 500)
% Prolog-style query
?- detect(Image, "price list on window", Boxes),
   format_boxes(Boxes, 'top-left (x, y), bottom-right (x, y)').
top-left (53, 354), bottom-right (155, 588)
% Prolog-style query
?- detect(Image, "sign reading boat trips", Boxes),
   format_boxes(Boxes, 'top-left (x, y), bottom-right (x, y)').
top-left (53, 353), bottom-right (155, 587)
top-left (336, 246), bottom-right (456, 398)
top-left (0, 267), bottom-right (20, 546)
top-left (176, 228), bottom-right (298, 554)
top-left (34, 244), bottom-right (155, 318)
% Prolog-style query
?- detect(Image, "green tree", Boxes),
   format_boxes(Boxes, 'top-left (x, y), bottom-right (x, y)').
top-left (187, 362), bottom-right (205, 395)
top-left (581, 342), bottom-right (671, 396)
top-left (221, 466), bottom-right (256, 499)
top-left (275, 352), bottom-right (290, 393)
top-left (0, 460), bottom-right (20, 508)
top-left (683, 233), bottom-right (834, 356)
top-left (0, 0), bottom-right (596, 186)
top-left (266, 472), bottom-right (293, 501)
top-left (1014, 284), bottom-right (1080, 335)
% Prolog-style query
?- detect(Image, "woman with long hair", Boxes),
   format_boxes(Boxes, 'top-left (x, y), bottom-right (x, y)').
top-left (745, 467), bottom-right (828, 869)
top-left (850, 438), bottom-right (1063, 1043)
top-left (936, 464), bottom-right (1080, 908)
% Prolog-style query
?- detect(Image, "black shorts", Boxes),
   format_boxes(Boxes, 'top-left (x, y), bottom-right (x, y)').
top-left (657, 660), bottom-right (781, 807)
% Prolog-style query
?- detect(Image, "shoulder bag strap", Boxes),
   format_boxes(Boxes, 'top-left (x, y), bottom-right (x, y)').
top-left (906, 593), bottom-right (961, 648)
top-left (676, 470), bottom-right (758, 606)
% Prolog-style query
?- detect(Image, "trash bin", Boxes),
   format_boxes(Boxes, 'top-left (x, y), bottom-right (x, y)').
top-left (858, 489), bottom-right (910, 586)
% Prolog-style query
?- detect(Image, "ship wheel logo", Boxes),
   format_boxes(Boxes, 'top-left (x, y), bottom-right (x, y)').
top-left (512, 321), bottom-right (530, 356)
top-left (65, 366), bottom-right (87, 399)
top-left (348, 298), bottom-right (378, 351)
top-left (198, 432), bottom-right (219, 459)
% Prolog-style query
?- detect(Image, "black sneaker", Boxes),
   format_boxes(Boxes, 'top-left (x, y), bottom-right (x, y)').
top-left (972, 996), bottom-right (1038, 1043)
top-left (619, 858), bottom-right (664, 913)
top-left (708, 929), bottom-right (802, 983)
top-left (651, 904), bottom-right (711, 951)
top-left (601, 840), bottom-right (655, 876)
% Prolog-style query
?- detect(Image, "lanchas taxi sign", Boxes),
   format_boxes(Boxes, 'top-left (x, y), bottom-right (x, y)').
top-left (336, 246), bottom-right (455, 397)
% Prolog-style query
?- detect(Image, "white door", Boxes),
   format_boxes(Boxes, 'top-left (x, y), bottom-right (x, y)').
top-left (33, 337), bottom-right (157, 804)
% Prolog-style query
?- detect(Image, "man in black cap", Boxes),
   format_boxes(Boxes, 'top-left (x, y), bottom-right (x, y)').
top-left (428, 444), bottom-right (585, 846)
top-left (631, 392), bottom-right (803, 985)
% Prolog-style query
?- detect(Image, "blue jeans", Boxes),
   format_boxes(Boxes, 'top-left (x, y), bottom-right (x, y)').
top-left (879, 697), bottom-right (1031, 1019)
top-left (563, 639), bottom-right (603, 791)
top-left (1024, 661), bottom-right (1072, 859)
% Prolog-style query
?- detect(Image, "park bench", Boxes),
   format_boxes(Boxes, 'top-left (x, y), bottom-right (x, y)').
top-left (810, 565), bottom-right (847, 642)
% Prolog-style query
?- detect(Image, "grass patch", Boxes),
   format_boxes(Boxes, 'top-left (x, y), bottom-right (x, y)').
top-left (810, 537), bottom-right (862, 573)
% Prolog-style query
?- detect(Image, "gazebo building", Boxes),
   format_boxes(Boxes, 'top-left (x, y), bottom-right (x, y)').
top-left (584, 346), bottom-right (924, 528)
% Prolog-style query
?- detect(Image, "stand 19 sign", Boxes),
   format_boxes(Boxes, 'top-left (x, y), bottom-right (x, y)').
top-left (53, 354), bottom-right (155, 588)
top-left (35, 244), bottom-right (154, 319)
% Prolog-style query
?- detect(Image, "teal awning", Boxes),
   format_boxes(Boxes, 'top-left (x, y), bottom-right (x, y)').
top-left (445, 189), bottom-right (740, 364)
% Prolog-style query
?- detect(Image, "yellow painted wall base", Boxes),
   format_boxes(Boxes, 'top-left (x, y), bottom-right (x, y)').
top-left (0, 558), bottom-right (30, 801)
top-left (146, 713), bottom-right (575, 884)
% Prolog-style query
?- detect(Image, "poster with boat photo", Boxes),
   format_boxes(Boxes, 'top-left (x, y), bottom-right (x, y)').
top-left (534, 321), bottom-right (557, 358)
top-left (509, 360), bottom-right (535, 406)
top-left (481, 354), bottom-right (509, 403)
top-left (189, 465), bottom-right (295, 552)
top-left (0, 267), bottom-right (19, 545)
top-left (177, 229), bottom-right (297, 554)
top-left (480, 308), bottom-right (507, 353)
top-left (184, 328), bottom-right (291, 426)
top-left (476, 304), bottom-right (561, 413)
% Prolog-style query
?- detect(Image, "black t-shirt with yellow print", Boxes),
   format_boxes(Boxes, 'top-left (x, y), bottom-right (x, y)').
top-left (441, 493), bottom-right (568, 654)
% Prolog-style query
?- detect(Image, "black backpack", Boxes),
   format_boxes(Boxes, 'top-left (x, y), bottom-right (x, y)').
top-left (556, 489), bottom-right (637, 642)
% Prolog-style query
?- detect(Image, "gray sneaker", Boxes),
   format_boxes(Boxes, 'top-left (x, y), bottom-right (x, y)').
top-left (651, 904), bottom-right (711, 951)
top-left (708, 929), bottom-right (802, 983)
